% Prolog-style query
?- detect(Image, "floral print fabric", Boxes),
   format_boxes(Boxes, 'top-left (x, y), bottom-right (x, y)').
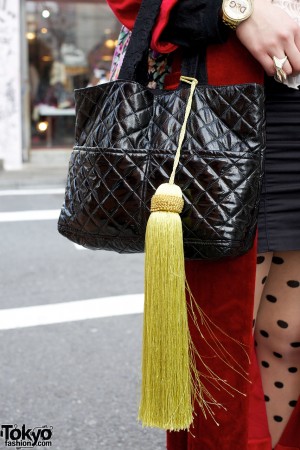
top-left (109, 25), bottom-right (171, 89)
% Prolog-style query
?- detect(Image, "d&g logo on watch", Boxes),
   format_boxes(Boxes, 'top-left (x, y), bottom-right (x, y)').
top-left (229, 1), bottom-right (248, 14)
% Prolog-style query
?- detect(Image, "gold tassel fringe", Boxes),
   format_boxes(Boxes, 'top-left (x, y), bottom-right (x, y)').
top-left (138, 76), bottom-right (250, 431)
top-left (139, 183), bottom-right (193, 430)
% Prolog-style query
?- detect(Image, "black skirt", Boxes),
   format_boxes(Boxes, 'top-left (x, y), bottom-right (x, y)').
top-left (257, 76), bottom-right (300, 253)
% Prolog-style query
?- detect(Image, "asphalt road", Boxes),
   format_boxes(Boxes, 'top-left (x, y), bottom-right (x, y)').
top-left (0, 186), bottom-right (165, 450)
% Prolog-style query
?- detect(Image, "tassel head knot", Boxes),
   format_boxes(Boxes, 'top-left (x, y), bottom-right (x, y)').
top-left (150, 183), bottom-right (184, 213)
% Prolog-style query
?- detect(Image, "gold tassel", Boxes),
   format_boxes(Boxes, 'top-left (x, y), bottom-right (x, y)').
top-left (139, 182), bottom-right (192, 430)
top-left (138, 76), bottom-right (251, 431)
top-left (138, 77), bottom-right (198, 430)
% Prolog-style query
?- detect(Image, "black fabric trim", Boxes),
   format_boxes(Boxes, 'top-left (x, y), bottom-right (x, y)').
top-left (161, 0), bottom-right (229, 48)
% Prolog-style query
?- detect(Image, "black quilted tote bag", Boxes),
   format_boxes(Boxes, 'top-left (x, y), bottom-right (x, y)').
top-left (57, 0), bottom-right (266, 260)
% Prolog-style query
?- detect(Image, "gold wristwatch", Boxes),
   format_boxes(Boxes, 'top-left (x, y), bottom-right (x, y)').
top-left (222, 0), bottom-right (254, 30)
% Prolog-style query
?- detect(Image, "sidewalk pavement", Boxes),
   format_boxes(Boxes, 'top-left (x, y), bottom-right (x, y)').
top-left (0, 162), bottom-right (68, 190)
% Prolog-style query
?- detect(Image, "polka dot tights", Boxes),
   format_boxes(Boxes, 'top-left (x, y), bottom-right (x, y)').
top-left (254, 251), bottom-right (300, 448)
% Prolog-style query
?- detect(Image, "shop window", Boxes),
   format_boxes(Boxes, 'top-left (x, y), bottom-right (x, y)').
top-left (26, 1), bottom-right (119, 148)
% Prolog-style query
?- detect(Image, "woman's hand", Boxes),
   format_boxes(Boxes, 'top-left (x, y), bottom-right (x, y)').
top-left (236, 0), bottom-right (300, 77)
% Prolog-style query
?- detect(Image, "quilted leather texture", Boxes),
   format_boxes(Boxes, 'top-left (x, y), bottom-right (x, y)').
top-left (58, 80), bottom-right (265, 259)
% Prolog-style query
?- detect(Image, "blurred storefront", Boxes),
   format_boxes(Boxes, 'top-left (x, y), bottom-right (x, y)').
top-left (0, 0), bottom-right (119, 170)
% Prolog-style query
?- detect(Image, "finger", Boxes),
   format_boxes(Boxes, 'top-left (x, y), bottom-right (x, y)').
top-left (280, 56), bottom-right (293, 76)
top-left (261, 54), bottom-right (287, 77)
top-left (295, 27), bottom-right (300, 52)
top-left (284, 42), bottom-right (300, 75)
top-left (266, 53), bottom-right (292, 78)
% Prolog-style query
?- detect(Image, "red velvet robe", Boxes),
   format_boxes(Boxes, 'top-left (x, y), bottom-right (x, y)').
top-left (107, 1), bottom-right (300, 448)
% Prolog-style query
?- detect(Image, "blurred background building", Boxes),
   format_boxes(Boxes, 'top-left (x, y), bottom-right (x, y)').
top-left (0, 0), bottom-right (119, 170)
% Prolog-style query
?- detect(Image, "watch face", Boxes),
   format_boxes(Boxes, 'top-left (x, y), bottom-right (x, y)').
top-left (223, 0), bottom-right (253, 20)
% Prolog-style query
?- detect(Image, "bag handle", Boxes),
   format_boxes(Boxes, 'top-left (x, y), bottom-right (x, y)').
top-left (118, 0), bottom-right (163, 84)
top-left (118, 0), bottom-right (208, 85)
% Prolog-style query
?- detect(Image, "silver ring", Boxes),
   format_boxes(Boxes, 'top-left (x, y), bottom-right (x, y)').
top-left (272, 55), bottom-right (288, 70)
top-left (272, 55), bottom-right (288, 83)
top-left (274, 68), bottom-right (287, 83)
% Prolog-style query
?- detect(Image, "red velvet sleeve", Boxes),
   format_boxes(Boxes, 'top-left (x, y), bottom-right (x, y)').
top-left (107, 0), bottom-right (180, 53)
